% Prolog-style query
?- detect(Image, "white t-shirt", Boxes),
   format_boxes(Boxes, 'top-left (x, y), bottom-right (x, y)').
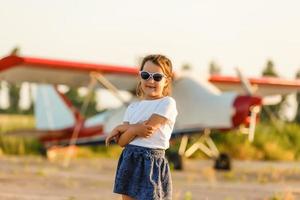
top-left (123, 96), bottom-right (178, 149)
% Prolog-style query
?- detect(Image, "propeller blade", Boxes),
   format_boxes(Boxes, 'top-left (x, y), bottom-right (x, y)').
top-left (235, 67), bottom-right (254, 96)
top-left (262, 95), bottom-right (282, 105)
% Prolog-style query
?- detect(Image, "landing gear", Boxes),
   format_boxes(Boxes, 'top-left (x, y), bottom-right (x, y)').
top-left (214, 153), bottom-right (231, 170)
top-left (39, 146), bottom-right (47, 157)
top-left (173, 129), bottom-right (232, 171)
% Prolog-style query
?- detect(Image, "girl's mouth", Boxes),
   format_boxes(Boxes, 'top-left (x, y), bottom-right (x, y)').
top-left (146, 85), bottom-right (156, 90)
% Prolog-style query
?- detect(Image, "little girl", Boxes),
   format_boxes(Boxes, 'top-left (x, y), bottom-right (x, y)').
top-left (106, 54), bottom-right (178, 200)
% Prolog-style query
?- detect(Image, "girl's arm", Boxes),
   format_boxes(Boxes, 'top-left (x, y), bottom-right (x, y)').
top-left (117, 122), bottom-right (154, 147)
top-left (105, 123), bottom-right (130, 146)
top-left (117, 114), bottom-right (168, 147)
top-left (144, 114), bottom-right (168, 130)
top-left (106, 122), bottom-right (154, 147)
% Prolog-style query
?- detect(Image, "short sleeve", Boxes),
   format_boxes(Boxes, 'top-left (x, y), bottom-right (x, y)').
top-left (153, 97), bottom-right (178, 123)
top-left (123, 102), bottom-right (135, 123)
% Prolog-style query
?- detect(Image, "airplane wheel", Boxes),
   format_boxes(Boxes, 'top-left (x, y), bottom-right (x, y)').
top-left (166, 150), bottom-right (184, 170)
top-left (39, 146), bottom-right (47, 157)
top-left (214, 153), bottom-right (231, 170)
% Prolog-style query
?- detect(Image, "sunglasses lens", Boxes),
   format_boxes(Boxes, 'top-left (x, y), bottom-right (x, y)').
top-left (153, 74), bottom-right (163, 81)
top-left (140, 71), bottom-right (150, 80)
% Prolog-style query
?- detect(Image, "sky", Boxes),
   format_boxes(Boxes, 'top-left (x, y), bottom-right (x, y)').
top-left (0, 0), bottom-right (300, 79)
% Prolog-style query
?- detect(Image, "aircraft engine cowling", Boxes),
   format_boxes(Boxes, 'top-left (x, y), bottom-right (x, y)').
top-left (232, 95), bottom-right (262, 128)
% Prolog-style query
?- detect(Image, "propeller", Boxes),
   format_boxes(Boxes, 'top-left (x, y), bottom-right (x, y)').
top-left (235, 67), bottom-right (260, 142)
top-left (235, 67), bottom-right (283, 141)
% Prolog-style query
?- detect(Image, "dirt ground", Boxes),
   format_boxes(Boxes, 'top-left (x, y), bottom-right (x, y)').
top-left (0, 156), bottom-right (299, 200)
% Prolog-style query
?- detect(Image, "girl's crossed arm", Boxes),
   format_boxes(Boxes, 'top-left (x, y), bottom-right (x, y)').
top-left (105, 122), bottom-right (154, 146)
top-left (105, 123), bottom-right (130, 146)
top-left (117, 114), bottom-right (168, 147)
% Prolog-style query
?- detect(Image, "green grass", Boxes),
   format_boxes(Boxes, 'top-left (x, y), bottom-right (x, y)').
top-left (212, 122), bottom-right (300, 161)
top-left (0, 114), bottom-right (41, 155)
top-left (0, 134), bottom-right (42, 155)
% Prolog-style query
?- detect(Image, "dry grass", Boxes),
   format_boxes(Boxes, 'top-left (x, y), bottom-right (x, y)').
top-left (268, 191), bottom-right (296, 200)
top-left (0, 114), bottom-right (35, 133)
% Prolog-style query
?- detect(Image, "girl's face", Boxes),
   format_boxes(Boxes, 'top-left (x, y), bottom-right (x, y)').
top-left (140, 61), bottom-right (168, 100)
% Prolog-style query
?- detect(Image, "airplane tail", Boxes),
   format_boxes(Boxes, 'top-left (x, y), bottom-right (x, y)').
top-left (34, 84), bottom-right (80, 130)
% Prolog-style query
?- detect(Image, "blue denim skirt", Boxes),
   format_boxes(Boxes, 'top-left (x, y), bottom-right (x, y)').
top-left (113, 144), bottom-right (172, 200)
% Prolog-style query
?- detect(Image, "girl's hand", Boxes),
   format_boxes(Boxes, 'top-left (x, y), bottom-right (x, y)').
top-left (105, 128), bottom-right (120, 146)
top-left (114, 134), bottom-right (120, 143)
top-left (133, 122), bottom-right (155, 138)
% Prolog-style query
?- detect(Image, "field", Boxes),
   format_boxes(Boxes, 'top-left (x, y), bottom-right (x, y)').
top-left (1, 115), bottom-right (300, 199)
top-left (0, 156), bottom-right (299, 200)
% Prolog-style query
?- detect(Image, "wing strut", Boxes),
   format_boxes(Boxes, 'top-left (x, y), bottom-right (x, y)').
top-left (91, 72), bottom-right (129, 105)
top-left (63, 74), bottom-right (97, 167)
top-left (62, 71), bottom-right (129, 167)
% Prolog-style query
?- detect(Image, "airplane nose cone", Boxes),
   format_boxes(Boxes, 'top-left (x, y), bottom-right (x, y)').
top-left (232, 95), bottom-right (262, 127)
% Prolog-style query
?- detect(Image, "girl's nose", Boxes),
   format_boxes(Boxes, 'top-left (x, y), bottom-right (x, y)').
top-left (147, 77), bottom-right (155, 83)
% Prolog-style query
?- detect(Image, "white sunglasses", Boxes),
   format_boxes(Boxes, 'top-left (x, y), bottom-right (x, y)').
top-left (139, 71), bottom-right (166, 82)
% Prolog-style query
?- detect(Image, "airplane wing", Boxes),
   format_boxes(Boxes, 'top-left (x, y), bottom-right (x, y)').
top-left (0, 55), bottom-right (139, 91)
top-left (209, 75), bottom-right (300, 96)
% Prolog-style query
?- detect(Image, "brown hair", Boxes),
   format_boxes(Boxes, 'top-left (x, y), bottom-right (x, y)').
top-left (136, 54), bottom-right (173, 97)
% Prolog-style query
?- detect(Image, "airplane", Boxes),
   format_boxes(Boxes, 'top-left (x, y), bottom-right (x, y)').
top-left (1, 53), bottom-right (300, 170)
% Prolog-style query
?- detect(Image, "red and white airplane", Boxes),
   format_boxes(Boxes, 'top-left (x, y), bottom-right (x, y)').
top-left (1, 53), bottom-right (300, 169)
